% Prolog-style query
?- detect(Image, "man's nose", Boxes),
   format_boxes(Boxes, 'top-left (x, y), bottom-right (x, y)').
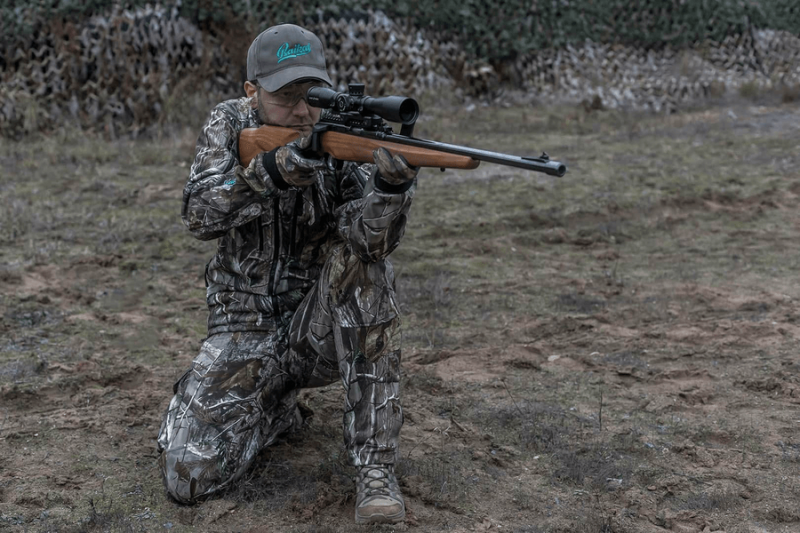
top-left (293, 99), bottom-right (312, 117)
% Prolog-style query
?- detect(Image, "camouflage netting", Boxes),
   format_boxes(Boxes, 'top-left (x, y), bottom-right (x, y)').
top-left (512, 29), bottom-right (800, 113)
top-left (1, 2), bottom-right (800, 138)
top-left (0, 4), bottom-right (210, 137)
top-left (0, 5), bottom-right (469, 137)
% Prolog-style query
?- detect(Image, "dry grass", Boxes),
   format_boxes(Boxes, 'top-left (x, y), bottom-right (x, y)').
top-left (2, 97), bottom-right (800, 532)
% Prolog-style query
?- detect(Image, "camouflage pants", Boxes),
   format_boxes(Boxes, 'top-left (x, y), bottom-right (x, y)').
top-left (156, 250), bottom-right (403, 503)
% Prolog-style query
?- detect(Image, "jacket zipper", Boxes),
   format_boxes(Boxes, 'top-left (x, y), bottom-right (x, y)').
top-left (257, 214), bottom-right (264, 252)
top-left (268, 198), bottom-right (281, 314)
top-left (268, 191), bottom-right (303, 320)
top-left (289, 190), bottom-right (302, 258)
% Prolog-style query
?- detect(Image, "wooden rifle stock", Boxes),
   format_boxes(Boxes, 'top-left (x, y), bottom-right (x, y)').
top-left (238, 127), bottom-right (300, 166)
top-left (238, 126), bottom-right (480, 169)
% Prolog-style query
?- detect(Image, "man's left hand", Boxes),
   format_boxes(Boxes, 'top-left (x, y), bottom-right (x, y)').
top-left (373, 147), bottom-right (418, 186)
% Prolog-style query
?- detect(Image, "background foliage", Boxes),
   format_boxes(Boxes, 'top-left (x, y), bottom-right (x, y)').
top-left (3, 0), bottom-right (800, 62)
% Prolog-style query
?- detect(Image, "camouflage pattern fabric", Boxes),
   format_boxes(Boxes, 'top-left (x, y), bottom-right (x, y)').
top-left (157, 96), bottom-right (413, 503)
top-left (182, 97), bottom-right (413, 335)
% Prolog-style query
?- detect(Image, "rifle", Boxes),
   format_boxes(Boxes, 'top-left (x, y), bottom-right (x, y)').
top-left (238, 83), bottom-right (567, 177)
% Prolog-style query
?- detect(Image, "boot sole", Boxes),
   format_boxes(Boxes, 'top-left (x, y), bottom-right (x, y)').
top-left (355, 509), bottom-right (405, 525)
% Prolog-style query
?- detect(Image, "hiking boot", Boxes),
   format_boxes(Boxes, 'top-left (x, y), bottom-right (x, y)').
top-left (354, 464), bottom-right (405, 524)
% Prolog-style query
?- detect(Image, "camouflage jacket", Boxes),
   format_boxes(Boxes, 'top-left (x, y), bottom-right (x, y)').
top-left (182, 97), bottom-right (415, 336)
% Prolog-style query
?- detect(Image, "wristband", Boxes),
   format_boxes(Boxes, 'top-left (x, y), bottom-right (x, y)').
top-left (262, 149), bottom-right (290, 190)
top-left (374, 172), bottom-right (414, 194)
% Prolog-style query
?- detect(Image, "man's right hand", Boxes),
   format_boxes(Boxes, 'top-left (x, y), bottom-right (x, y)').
top-left (274, 135), bottom-right (326, 187)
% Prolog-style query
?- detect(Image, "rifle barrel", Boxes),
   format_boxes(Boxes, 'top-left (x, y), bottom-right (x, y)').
top-left (407, 136), bottom-right (567, 177)
top-left (329, 127), bottom-right (566, 177)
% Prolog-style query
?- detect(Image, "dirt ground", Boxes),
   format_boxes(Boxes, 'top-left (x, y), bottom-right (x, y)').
top-left (2, 95), bottom-right (800, 533)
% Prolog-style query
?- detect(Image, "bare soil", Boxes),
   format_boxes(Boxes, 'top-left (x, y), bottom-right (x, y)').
top-left (2, 98), bottom-right (800, 533)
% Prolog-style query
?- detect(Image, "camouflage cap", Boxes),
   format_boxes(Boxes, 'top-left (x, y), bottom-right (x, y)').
top-left (247, 24), bottom-right (332, 92)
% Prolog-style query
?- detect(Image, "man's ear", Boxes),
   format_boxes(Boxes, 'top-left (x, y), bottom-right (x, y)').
top-left (244, 81), bottom-right (258, 100)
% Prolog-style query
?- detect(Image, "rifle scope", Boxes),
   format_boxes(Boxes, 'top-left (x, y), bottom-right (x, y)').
top-left (307, 86), bottom-right (419, 125)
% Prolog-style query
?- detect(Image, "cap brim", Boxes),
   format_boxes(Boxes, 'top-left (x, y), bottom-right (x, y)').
top-left (257, 65), bottom-right (333, 92)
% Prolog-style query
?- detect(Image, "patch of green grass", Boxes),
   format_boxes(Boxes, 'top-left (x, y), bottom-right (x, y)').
top-left (220, 458), bottom-right (319, 510)
top-left (738, 80), bottom-right (762, 101)
top-left (401, 369), bottom-right (444, 395)
top-left (396, 450), bottom-right (472, 506)
top-left (673, 490), bottom-right (739, 512)
top-left (782, 83), bottom-right (800, 103)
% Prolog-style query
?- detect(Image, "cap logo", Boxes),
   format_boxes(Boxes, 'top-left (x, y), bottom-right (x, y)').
top-left (277, 42), bottom-right (312, 63)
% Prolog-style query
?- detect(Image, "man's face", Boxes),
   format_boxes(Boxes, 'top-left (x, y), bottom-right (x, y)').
top-left (248, 81), bottom-right (323, 137)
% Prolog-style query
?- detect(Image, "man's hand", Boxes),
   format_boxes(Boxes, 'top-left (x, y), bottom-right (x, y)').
top-left (274, 135), bottom-right (326, 187)
top-left (373, 147), bottom-right (418, 186)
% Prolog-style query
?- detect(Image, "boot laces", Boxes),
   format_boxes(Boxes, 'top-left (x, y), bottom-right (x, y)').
top-left (357, 465), bottom-right (397, 499)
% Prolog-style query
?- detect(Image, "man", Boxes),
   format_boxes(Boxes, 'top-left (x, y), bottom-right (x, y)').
top-left (156, 23), bottom-right (416, 525)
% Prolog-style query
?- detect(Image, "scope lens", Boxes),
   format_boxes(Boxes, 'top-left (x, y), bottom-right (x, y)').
top-left (398, 99), bottom-right (419, 124)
